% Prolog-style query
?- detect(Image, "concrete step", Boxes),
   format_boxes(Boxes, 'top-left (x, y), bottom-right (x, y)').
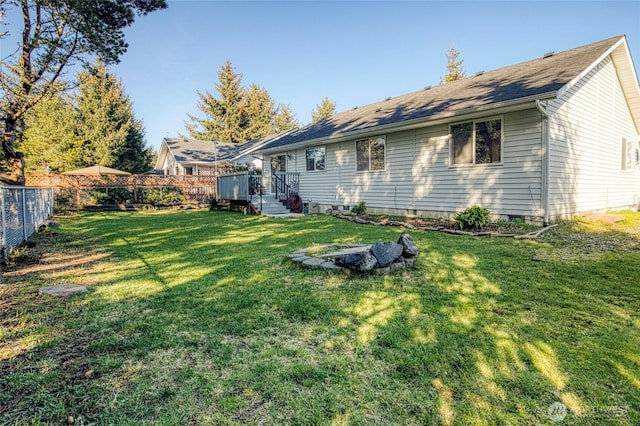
top-left (250, 195), bottom-right (290, 215)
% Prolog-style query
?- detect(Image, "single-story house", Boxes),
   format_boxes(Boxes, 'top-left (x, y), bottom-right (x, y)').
top-left (154, 137), bottom-right (262, 175)
top-left (255, 35), bottom-right (640, 224)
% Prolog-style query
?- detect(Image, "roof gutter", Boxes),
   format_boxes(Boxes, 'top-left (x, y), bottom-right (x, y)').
top-left (260, 92), bottom-right (558, 154)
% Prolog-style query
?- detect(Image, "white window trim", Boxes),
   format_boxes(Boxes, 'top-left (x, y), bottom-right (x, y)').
top-left (355, 135), bottom-right (386, 172)
top-left (305, 146), bottom-right (327, 172)
top-left (621, 138), bottom-right (634, 172)
top-left (449, 116), bottom-right (504, 167)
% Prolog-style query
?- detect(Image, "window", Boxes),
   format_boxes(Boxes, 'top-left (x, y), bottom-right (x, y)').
top-left (450, 118), bottom-right (502, 165)
top-left (621, 138), bottom-right (631, 171)
top-left (356, 136), bottom-right (385, 171)
top-left (306, 146), bottom-right (326, 171)
top-left (270, 155), bottom-right (287, 175)
top-left (184, 166), bottom-right (194, 175)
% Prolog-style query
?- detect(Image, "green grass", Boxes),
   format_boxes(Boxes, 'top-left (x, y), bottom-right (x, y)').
top-left (1, 210), bottom-right (639, 425)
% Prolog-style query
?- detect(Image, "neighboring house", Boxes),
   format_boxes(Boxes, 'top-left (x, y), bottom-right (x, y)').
top-left (256, 35), bottom-right (640, 224)
top-left (154, 138), bottom-right (260, 175)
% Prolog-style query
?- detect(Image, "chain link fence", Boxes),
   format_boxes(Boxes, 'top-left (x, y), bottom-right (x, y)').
top-left (1, 186), bottom-right (55, 258)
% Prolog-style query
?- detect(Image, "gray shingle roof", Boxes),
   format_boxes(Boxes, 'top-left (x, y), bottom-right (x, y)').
top-left (164, 138), bottom-right (239, 163)
top-left (261, 35), bottom-right (623, 151)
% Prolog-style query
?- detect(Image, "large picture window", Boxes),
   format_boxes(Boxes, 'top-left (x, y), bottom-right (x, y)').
top-left (356, 136), bottom-right (385, 171)
top-left (306, 146), bottom-right (326, 171)
top-left (451, 118), bottom-right (502, 165)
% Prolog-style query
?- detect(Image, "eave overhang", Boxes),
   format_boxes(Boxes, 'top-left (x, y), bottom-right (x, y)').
top-left (259, 92), bottom-right (558, 155)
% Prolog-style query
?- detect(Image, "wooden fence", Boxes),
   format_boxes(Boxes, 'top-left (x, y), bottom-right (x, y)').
top-left (25, 174), bottom-right (218, 208)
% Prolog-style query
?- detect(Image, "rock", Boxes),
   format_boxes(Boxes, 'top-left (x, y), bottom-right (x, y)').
top-left (39, 284), bottom-right (87, 297)
top-left (291, 255), bottom-right (312, 265)
top-left (389, 257), bottom-right (406, 272)
top-left (370, 242), bottom-right (404, 267)
top-left (320, 261), bottom-right (344, 272)
top-left (397, 233), bottom-right (419, 257)
top-left (334, 251), bottom-right (378, 272)
top-left (374, 267), bottom-right (391, 275)
top-left (302, 257), bottom-right (326, 268)
top-left (288, 251), bottom-right (307, 259)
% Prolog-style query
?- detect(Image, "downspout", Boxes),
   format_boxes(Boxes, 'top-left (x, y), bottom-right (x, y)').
top-left (536, 100), bottom-right (551, 226)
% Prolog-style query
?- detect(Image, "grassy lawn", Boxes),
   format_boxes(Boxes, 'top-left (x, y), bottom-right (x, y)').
top-left (1, 210), bottom-right (639, 425)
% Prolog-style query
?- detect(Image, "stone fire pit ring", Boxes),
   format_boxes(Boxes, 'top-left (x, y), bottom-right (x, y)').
top-left (288, 233), bottom-right (419, 274)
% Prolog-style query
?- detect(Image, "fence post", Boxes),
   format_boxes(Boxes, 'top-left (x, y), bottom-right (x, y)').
top-left (22, 187), bottom-right (28, 241)
top-left (1, 187), bottom-right (6, 258)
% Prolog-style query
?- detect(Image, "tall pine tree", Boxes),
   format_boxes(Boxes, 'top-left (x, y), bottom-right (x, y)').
top-left (274, 104), bottom-right (298, 132)
top-left (311, 97), bottom-right (337, 122)
top-left (72, 60), bottom-right (152, 173)
top-left (0, 0), bottom-right (166, 185)
top-left (241, 84), bottom-right (277, 141)
top-left (185, 61), bottom-right (245, 143)
top-left (440, 44), bottom-right (466, 84)
top-left (19, 92), bottom-right (76, 173)
top-left (185, 61), bottom-right (298, 143)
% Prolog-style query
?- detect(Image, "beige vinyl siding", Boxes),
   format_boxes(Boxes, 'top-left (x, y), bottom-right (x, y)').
top-left (161, 152), bottom-right (177, 175)
top-left (287, 109), bottom-right (543, 218)
top-left (548, 56), bottom-right (640, 218)
top-left (410, 111), bottom-right (542, 216)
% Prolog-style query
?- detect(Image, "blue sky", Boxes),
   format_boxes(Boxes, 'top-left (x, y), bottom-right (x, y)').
top-left (3, 1), bottom-right (640, 152)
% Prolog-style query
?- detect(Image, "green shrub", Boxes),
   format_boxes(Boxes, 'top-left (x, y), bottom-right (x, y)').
top-left (87, 188), bottom-right (134, 205)
top-left (54, 189), bottom-right (76, 211)
top-left (141, 187), bottom-right (185, 206)
top-left (350, 201), bottom-right (366, 216)
top-left (455, 205), bottom-right (490, 230)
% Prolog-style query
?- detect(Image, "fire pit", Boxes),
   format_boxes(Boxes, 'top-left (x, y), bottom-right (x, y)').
top-left (288, 233), bottom-right (418, 274)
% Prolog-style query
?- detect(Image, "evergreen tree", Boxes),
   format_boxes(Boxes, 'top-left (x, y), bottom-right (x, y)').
top-left (440, 44), bottom-right (466, 84)
top-left (185, 61), bottom-right (299, 143)
top-left (311, 97), bottom-right (337, 122)
top-left (241, 84), bottom-right (277, 141)
top-left (71, 60), bottom-right (152, 173)
top-left (0, 0), bottom-right (166, 184)
top-left (274, 104), bottom-right (298, 132)
top-left (185, 60), bottom-right (244, 143)
top-left (19, 92), bottom-right (76, 173)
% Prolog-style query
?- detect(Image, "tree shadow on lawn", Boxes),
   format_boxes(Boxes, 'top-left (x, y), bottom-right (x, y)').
top-left (1, 210), bottom-right (639, 424)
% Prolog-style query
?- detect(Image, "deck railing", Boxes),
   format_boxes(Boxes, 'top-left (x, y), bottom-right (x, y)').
top-left (273, 172), bottom-right (299, 202)
top-left (217, 171), bottom-right (300, 212)
top-left (216, 171), bottom-right (251, 201)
